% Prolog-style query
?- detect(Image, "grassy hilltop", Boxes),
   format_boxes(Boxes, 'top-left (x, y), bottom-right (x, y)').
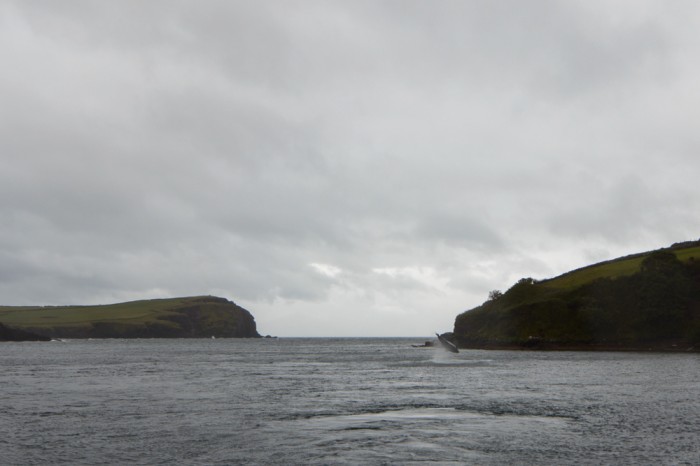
top-left (0, 296), bottom-right (260, 339)
top-left (454, 241), bottom-right (700, 351)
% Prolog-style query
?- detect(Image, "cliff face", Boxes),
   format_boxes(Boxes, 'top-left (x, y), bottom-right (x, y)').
top-left (454, 242), bottom-right (700, 351)
top-left (154, 296), bottom-right (261, 338)
top-left (0, 296), bottom-right (261, 339)
top-left (0, 323), bottom-right (51, 341)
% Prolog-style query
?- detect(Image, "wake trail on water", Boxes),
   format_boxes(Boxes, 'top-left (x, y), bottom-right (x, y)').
top-left (418, 347), bottom-right (494, 367)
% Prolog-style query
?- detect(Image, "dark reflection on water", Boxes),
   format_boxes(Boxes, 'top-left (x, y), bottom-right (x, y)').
top-left (1, 338), bottom-right (699, 465)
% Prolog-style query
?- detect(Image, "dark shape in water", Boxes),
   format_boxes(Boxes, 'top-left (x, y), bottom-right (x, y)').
top-left (436, 333), bottom-right (459, 353)
top-left (411, 340), bottom-right (434, 348)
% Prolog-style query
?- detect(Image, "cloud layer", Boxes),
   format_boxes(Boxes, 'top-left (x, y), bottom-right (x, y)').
top-left (2, 1), bottom-right (700, 335)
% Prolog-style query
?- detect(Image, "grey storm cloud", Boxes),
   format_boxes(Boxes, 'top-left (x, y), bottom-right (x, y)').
top-left (2, 0), bottom-right (700, 335)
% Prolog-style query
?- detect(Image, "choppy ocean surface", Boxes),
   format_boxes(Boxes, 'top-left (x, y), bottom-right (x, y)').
top-left (2, 338), bottom-right (699, 465)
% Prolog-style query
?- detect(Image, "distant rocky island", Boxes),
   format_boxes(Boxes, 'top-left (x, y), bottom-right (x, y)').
top-left (454, 240), bottom-right (700, 352)
top-left (0, 296), bottom-right (260, 340)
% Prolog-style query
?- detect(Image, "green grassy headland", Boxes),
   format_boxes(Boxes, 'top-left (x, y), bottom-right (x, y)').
top-left (0, 296), bottom-right (260, 339)
top-left (454, 240), bottom-right (700, 351)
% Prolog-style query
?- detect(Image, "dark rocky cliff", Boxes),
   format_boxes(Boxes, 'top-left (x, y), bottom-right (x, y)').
top-left (0, 323), bottom-right (51, 341)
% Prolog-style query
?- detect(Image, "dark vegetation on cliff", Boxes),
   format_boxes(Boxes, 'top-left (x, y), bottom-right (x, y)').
top-left (0, 323), bottom-right (51, 341)
top-left (0, 296), bottom-right (260, 339)
top-left (454, 241), bottom-right (700, 351)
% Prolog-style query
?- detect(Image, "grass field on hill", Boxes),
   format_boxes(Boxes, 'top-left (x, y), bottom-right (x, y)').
top-left (0, 297), bottom-right (210, 329)
top-left (541, 245), bottom-right (700, 291)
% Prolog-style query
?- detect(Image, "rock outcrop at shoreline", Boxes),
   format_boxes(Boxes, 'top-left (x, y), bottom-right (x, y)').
top-left (0, 323), bottom-right (51, 341)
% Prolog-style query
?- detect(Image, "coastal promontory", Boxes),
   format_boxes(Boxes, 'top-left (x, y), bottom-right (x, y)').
top-left (454, 240), bottom-right (700, 351)
top-left (0, 296), bottom-right (261, 339)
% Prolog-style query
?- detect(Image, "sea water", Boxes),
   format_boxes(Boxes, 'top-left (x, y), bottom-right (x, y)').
top-left (1, 338), bottom-right (699, 465)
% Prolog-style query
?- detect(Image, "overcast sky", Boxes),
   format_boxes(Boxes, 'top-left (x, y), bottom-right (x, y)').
top-left (2, 1), bottom-right (699, 336)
